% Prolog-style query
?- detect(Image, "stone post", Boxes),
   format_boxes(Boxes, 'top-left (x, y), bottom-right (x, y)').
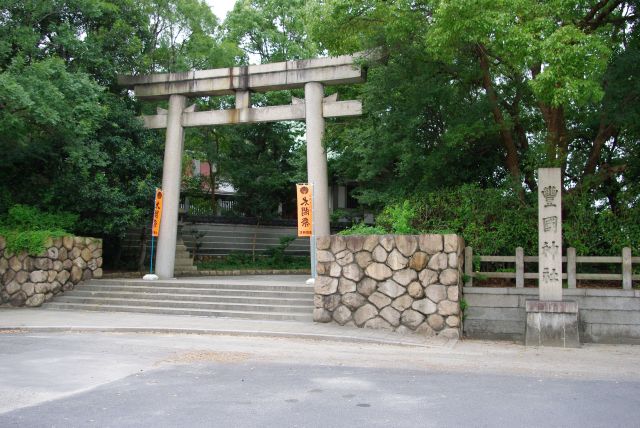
top-left (526, 167), bottom-right (579, 347)
top-left (538, 168), bottom-right (562, 301)
top-left (622, 247), bottom-right (632, 290)
top-left (304, 82), bottom-right (330, 237)
top-left (567, 247), bottom-right (576, 289)
top-left (515, 247), bottom-right (524, 288)
top-left (155, 94), bottom-right (187, 279)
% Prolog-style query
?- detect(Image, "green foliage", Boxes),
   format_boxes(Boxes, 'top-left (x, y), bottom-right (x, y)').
top-left (563, 190), bottom-right (640, 256)
top-left (413, 185), bottom-right (537, 255)
top-left (339, 200), bottom-right (419, 236)
top-left (225, 0), bottom-right (319, 63)
top-left (1, 0), bottom-right (637, 264)
top-left (263, 235), bottom-right (297, 265)
top-left (338, 223), bottom-right (386, 236)
top-left (308, 0), bottom-right (639, 230)
top-left (0, 230), bottom-right (66, 256)
top-left (0, 0), bottom-right (235, 241)
top-left (330, 208), bottom-right (351, 223)
top-left (221, 124), bottom-right (301, 219)
top-left (459, 298), bottom-right (468, 321)
top-left (0, 205), bottom-right (76, 255)
top-left (376, 201), bottom-right (418, 234)
top-left (2, 205), bottom-right (77, 232)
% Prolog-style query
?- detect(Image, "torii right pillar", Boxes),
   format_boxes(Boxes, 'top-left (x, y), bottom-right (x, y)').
top-left (525, 168), bottom-right (580, 347)
top-left (305, 82), bottom-right (330, 238)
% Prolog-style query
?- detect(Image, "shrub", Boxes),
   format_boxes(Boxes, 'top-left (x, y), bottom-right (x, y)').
top-left (2, 205), bottom-right (77, 231)
top-left (376, 200), bottom-right (418, 234)
top-left (373, 184), bottom-right (639, 257)
top-left (413, 184), bottom-right (536, 256)
top-left (0, 205), bottom-right (77, 255)
top-left (338, 222), bottom-right (387, 236)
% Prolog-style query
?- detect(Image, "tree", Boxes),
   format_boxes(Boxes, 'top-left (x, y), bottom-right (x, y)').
top-left (0, 0), bottom-right (234, 238)
top-left (178, 0), bottom-right (317, 220)
top-left (225, 0), bottom-right (319, 63)
top-left (307, 0), bottom-right (639, 206)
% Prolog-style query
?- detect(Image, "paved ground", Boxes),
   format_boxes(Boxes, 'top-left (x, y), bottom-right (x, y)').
top-left (1, 276), bottom-right (640, 428)
top-left (0, 308), bottom-right (443, 347)
top-left (0, 327), bottom-right (639, 427)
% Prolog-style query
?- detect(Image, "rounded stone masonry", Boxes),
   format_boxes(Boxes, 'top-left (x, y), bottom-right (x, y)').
top-left (0, 235), bottom-right (102, 308)
top-left (314, 234), bottom-right (464, 338)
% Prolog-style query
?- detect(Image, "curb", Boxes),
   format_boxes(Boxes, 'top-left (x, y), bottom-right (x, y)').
top-left (0, 326), bottom-right (455, 348)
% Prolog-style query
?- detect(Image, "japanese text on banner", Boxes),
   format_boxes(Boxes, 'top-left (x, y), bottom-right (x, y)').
top-left (152, 188), bottom-right (163, 237)
top-left (296, 184), bottom-right (313, 237)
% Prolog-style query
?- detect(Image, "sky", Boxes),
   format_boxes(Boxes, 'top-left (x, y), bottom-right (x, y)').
top-left (206, 0), bottom-right (237, 22)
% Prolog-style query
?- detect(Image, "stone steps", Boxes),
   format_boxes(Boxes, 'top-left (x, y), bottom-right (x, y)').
top-left (87, 279), bottom-right (312, 292)
top-left (43, 303), bottom-right (312, 321)
top-left (44, 277), bottom-right (314, 322)
top-left (71, 284), bottom-right (313, 299)
top-left (173, 238), bottom-right (197, 273)
top-left (49, 296), bottom-right (311, 313)
top-left (62, 290), bottom-right (313, 306)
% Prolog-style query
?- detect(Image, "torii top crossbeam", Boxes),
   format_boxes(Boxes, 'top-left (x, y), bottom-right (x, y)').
top-left (119, 55), bottom-right (365, 279)
top-left (118, 55), bottom-right (366, 99)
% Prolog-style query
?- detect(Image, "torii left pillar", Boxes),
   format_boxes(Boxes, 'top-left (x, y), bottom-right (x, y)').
top-left (156, 94), bottom-right (187, 279)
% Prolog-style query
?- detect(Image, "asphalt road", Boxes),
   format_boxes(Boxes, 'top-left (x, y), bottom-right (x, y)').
top-left (1, 332), bottom-right (639, 427)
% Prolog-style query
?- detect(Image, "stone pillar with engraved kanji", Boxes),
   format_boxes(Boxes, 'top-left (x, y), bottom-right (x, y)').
top-left (525, 168), bottom-right (580, 347)
top-left (538, 168), bottom-right (562, 301)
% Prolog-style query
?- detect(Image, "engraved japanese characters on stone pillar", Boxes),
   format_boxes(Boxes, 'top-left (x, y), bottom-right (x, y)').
top-left (538, 168), bottom-right (562, 301)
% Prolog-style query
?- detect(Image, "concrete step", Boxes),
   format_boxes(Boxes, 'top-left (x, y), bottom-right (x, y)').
top-left (43, 302), bottom-right (313, 321)
top-left (86, 279), bottom-right (313, 293)
top-left (64, 290), bottom-right (313, 306)
top-left (51, 295), bottom-right (312, 313)
top-left (45, 276), bottom-right (315, 322)
top-left (72, 284), bottom-right (313, 299)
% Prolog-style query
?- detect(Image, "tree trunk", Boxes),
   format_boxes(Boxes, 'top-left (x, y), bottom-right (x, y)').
top-left (477, 45), bottom-right (524, 199)
top-left (137, 225), bottom-right (147, 272)
top-left (538, 103), bottom-right (569, 170)
top-left (583, 121), bottom-right (616, 178)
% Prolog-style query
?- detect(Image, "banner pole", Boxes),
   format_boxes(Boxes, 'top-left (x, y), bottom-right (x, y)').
top-left (149, 236), bottom-right (155, 274)
top-left (144, 187), bottom-right (163, 280)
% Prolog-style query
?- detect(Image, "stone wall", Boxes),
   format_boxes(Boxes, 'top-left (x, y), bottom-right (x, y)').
top-left (314, 234), bottom-right (464, 338)
top-left (0, 236), bottom-right (103, 307)
top-left (464, 287), bottom-right (640, 344)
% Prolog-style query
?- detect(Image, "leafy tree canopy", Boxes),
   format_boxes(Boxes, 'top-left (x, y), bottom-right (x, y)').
top-left (306, 1), bottom-right (639, 209)
top-left (0, 0), bottom-right (232, 238)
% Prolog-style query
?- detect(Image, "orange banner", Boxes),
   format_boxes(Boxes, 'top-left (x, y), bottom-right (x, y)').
top-left (296, 184), bottom-right (313, 237)
top-left (152, 188), bottom-right (163, 237)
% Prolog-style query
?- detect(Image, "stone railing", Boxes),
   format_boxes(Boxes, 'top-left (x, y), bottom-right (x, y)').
top-left (0, 236), bottom-right (102, 307)
top-left (314, 234), bottom-right (464, 338)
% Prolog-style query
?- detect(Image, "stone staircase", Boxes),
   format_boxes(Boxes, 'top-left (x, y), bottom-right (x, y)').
top-left (174, 238), bottom-right (197, 274)
top-left (44, 277), bottom-right (314, 321)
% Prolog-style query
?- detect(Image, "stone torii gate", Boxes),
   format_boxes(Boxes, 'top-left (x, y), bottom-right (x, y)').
top-left (118, 55), bottom-right (365, 279)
